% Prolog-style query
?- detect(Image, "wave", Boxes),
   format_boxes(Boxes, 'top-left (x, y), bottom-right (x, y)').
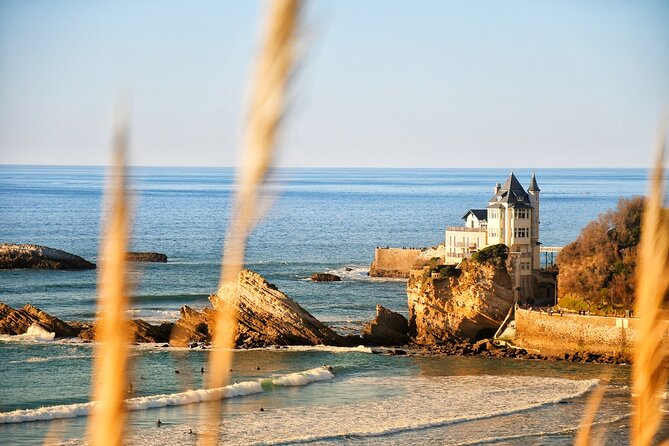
top-left (0, 324), bottom-right (55, 343)
top-left (7, 354), bottom-right (90, 364)
top-left (0, 366), bottom-right (334, 424)
top-left (125, 308), bottom-right (181, 322)
top-left (323, 266), bottom-right (407, 283)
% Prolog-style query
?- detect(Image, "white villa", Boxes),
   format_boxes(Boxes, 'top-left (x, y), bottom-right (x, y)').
top-left (444, 173), bottom-right (541, 277)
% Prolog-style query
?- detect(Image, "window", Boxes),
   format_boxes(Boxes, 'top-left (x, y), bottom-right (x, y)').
top-left (514, 228), bottom-right (528, 238)
top-left (514, 209), bottom-right (529, 219)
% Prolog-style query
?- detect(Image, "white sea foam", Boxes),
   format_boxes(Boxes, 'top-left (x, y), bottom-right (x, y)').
top-left (254, 345), bottom-right (373, 354)
top-left (0, 323), bottom-right (56, 343)
top-left (0, 366), bottom-right (334, 424)
top-left (7, 354), bottom-right (89, 364)
top-left (267, 366), bottom-right (334, 386)
top-left (304, 266), bottom-right (407, 283)
top-left (112, 375), bottom-right (600, 446)
top-left (125, 308), bottom-right (181, 323)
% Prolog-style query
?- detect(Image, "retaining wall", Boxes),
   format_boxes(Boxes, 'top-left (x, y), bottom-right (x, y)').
top-left (369, 248), bottom-right (422, 278)
top-left (514, 307), bottom-right (669, 355)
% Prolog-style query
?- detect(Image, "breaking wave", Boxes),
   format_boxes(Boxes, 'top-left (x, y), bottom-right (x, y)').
top-left (7, 354), bottom-right (89, 364)
top-left (0, 366), bottom-right (334, 424)
top-left (0, 323), bottom-right (55, 343)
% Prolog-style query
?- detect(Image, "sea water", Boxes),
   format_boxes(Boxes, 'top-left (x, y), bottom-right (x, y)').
top-left (0, 166), bottom-right (660, 444)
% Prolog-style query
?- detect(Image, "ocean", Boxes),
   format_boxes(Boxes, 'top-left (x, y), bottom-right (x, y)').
top-left (0, 166), bottom-right (658, 444)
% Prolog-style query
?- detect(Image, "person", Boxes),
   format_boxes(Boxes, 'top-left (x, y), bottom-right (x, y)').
top-left (260, 407), bottom-right (264, 412)
top-left (200, 367), bottom-right (204, 374)
top-left (156, 419), bottom-right (163, 427)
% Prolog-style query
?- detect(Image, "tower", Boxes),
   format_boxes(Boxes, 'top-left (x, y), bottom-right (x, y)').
top-left (528, 173), bottom-right (540, 270)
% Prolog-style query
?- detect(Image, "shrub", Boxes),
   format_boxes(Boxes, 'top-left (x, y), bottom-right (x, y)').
top-left (471, 244), bottom-right (508, 267)
top-left (557, 196), bottom-right (644, 310)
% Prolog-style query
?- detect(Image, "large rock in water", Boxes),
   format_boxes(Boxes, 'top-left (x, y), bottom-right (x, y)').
top-left (361, 305), bottom-right (410, 346)
top-left (407, 259), bottom-right (514, 343)
top-left (310, 273), bottom-right (341, 282)
top-left (0, 302), bottom-right (80, 337)
top-left (209, 269), bottom-right (353, 348)
top-left (0, 244), bottom-right (95, 270)
top-left (126, 252), bottom-right (168, 263)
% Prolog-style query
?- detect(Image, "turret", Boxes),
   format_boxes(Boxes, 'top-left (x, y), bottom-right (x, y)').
top-left (528, 173), bottom-right (540, 270)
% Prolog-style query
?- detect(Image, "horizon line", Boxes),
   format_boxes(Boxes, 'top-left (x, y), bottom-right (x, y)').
top-left (0, 162), bottom-right (652, 170)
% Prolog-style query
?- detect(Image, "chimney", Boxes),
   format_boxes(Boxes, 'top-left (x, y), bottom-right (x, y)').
top-left (494, 183), bottom-right (501, 194)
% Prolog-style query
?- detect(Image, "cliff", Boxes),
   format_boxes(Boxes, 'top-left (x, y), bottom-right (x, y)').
top-left (407, 259), bottom-right (514, 343)
top-left (209, 269), bottom-right (353, 348)
top-left (0, 244), bottom-right (96, 270)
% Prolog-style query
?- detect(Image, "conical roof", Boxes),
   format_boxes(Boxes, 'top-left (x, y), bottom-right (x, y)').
top-left (488, 172), bottom-right (531, 207)
top-left (528, 173), bottom-right (540, 192)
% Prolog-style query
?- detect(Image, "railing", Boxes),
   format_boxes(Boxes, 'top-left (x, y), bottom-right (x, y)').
top-left (446, 226), bottom-right (486, 233)
top-left (453, 242), bottom-right (478, 248)
top-left (540, 246), bottom-right (563, 253)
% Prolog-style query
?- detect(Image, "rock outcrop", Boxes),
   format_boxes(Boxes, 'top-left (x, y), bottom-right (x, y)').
top-left (169, 305), bottom-right (218, 347)
top-left (129, 320), bottom-right (174, 343)
top-left (310, 273), bottom-right (341, 282)
top-left (0, 244), bottom-right (96, 270)
top-left (407, 259), bottom-right (514, 343)
top-left (0, 303), bottom-right (80, 337)
top-left (210, 270), bottom-right (353, 348)
top-left (126, 252), bottom-right (168, 263)
top-left (361, 305), bottom-right (410, 346)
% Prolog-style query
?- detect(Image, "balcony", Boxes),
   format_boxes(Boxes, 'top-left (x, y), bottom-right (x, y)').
top-left (453, 242), bottom-right (478, 248)
top-left (446, 226), bottom-right (486, 233)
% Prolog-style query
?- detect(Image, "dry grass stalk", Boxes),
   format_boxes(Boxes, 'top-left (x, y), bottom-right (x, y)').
top-left (86, 108), bottom-right (132, 446)
top-left (574, 376), bottom-right (610, 446)
top-left (632, 128), bottom-right (669, 446)
top-left (199, 1), bottom-right (301, 444)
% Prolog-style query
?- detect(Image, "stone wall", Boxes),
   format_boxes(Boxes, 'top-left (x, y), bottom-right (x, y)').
top-left (369, 248), bottom-right (423, 278)
top-left (514, 307), bottom-right (668, 356)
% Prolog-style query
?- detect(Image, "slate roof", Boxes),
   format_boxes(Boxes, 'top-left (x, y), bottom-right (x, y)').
top-left (488, 173), bottom-right (532, 208)
top-left (528, 173), bottom-right (540, 192)
top-left (462, 209), bottom-right (488, 221)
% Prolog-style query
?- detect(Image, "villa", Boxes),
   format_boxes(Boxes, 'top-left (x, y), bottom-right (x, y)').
top-left (444, 173), bottom-right (542, 297)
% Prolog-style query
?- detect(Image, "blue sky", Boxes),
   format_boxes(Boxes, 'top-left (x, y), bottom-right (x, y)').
top-left (1, 0), bottom-right (668, 168)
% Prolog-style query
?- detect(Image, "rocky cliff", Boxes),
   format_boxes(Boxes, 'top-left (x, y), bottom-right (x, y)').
top-left (407, 259), bottom-right (514, 343)
top-left (0, 244), bottom-right (96, 270)
top-left (209, 269), bottom-right (353, 348)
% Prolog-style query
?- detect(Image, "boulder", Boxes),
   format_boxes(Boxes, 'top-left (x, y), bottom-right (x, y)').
top-left (0, 302), bottom-right (80, 337)
top-left (407, 258), bottom-right (514, 344)
top-left (210, 270), bottom-right (353, 348)
top-left (0, 244), bottom-right (95, 270)
top-left (126, 252), bottom-right (168, 263)
top-left (310, 273), bottom-right (341, 282)
top-left (361, 305), bottom-right (410, 346)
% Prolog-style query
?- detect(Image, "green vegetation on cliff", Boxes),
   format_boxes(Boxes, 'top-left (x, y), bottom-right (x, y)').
top-left (471, 244), bottom-right (508, 267)
top-left (557, 196), bottom-right (644, 312)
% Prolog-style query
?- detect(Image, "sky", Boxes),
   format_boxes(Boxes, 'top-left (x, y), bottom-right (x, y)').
top-left (0, 0), bottom-right (668, 168)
